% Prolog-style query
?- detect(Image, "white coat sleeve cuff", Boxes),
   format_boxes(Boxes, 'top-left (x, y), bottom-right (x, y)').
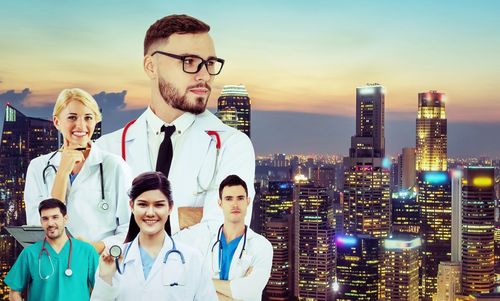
top-left (91, 274), bottom-right (120, 301)
top-left (170, 205), bottom-right (180, 235)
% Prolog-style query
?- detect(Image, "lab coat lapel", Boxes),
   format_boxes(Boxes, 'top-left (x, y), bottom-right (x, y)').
top-left (170, 126), bottom-right (213, 188)
top-left (228, 229), bottom-right (253, 280)
top-left (144, 234), bottom-right (173, 285)
top-left (71, 144), bottom-right (102, 189)
top-left (123, 113), bottom-right (153, 173)
top-left (123, 238), bottom-right (147, 285)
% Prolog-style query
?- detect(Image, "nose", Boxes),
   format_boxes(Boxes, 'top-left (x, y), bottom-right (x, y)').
top-left (75, 117), bottom-right (85, 128)
top-left (194, 62), bottom-right (211, 82)
top-left (146, 205), bottom-right (155, 216)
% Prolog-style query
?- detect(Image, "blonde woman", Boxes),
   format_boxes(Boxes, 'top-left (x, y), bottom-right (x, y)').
top-left (24, 88), bottom-right (132, 253)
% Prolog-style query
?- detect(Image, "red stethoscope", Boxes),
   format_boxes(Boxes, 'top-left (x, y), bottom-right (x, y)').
top-left (38, 237), bottom-right (73, 280)
top-left (120, 119), bottom-right (221, 194)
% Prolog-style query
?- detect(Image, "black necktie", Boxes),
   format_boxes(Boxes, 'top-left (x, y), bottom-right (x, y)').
top-left (156, 125), bottom-right (176, 235)
top-left (156, 125), bottom-right (176, 177)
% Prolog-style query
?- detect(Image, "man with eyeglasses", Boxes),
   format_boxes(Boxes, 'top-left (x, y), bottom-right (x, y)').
top-left (97, 14), bottom-right (255, 238)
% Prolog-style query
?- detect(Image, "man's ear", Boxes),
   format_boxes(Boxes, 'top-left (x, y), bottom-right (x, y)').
top-left (218, 199), bottom-right (222, 207)
top-left (143, 55), bottom-right (157, 80)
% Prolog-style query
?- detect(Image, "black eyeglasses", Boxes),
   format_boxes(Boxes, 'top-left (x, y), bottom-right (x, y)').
top-left (151, 51), bottom-right (225, 75)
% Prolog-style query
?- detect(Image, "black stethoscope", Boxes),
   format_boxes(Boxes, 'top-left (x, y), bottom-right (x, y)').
top-left (110, 235), bottom-right (185, 274)
top-left (38, 237), bottom-right (73, 280)
top-left (210, 225), bottom-right (248, 274)
top-left (42, 149), bottom-right (109, 211)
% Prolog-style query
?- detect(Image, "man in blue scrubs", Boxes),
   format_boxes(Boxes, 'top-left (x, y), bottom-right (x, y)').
top-left (212, 175), bottom-right (273, 301)
top-left (4, 198), bottom-right (98, 301)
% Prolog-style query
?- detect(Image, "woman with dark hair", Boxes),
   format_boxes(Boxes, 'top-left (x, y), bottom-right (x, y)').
top-left (91, 172), bottom-right (217, 301)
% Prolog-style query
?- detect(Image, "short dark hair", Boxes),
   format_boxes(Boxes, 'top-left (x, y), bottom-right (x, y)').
top-left (144, 14), bottom-right (210, 55)
top-left (218, 175), bottom-right (248, 199)
top-left (125, 171), bottom-right (173, 243)
top-left (38, 198), bottom-right (67, 216)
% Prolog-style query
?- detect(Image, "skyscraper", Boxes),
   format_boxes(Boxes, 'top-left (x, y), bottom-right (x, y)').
top-left (391, 190), bottom-right (420, 234)
top-left (417, 171), bottom-right (452, 300)
top-left (343, 84), bottom-right (390, 239)
top-left (416, 90), bottom-right (447, 172)
top-left (263, 218), bottom-right (293, 300)
top-left (217, 84), bottom-right (251, 137)
top-left (349, 84), bottom-right (385, 159)
top-left (461, 167), bottom-right (495, 295)
top-left (294, 183), bottom-right (334, 301)
top-left (398, 147), bottom-right (416, 190)
top-left (261, 181), bottom-right (294, 300)
top-left (382, 235), bottom-right (421, 301)
top-left (336, 235), bottom-right (380, 300)
top-left (0, 104), bottom-right (58, 226)
top-left (436, 261), bottom-right (462, 301)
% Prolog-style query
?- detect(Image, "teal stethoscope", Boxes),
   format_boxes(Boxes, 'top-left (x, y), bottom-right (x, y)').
top-left (38, 237), bottom-right (73, 279)
top-left (120, 119), bottom-right (221, 195)
top-left (109, 235), bottom-right (186, 286)
top-left (42, 149), bottom-right (109, 211)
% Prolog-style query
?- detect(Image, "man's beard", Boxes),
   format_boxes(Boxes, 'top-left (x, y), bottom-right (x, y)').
top-left (158, 77), bottom-right (210, 115)
top-left (45, 226), bottom-right (63, 240)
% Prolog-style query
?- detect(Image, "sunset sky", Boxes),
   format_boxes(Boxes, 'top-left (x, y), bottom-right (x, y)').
top-left (1, 1), bottom-right (499, 156)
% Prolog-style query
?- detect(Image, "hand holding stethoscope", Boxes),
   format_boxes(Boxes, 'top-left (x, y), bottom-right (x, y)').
top-left (97, 246), bottom-right (121, 285)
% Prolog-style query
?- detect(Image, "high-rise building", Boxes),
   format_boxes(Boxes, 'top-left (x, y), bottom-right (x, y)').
top-left (343, 161), bottom-right (391, 238)
top-left (349, 84), bottom-right (385, 158)
top-left (294, 183), bottom-right (334, 301)
top-left (391, 190), bottom-right (420, 234)
top-left (335, 235), bottom-right (380, 300)
top-left (217, 85), bottom-right (251, 137)
top-left (261, 181), bottom-right (294, 222)
top-left (382, 235), bottom-right (421, 301)
top-left (343, 84), bottom-right (390, 239)
top-left (417, 171), bottom-right (452, 300)
top-left (451, 169), bottom-right (463, 262)
top-left (263, 218), bottom-right (293, 300)
top-left (494, 223), bottom-right (500, 288)
top-left (260, 181), bottom-right (294, 299)
top-left (416, 90), bottom-right (447, 172)
top-left (461, 167), bottom-right (495, 295)
top-left (436, 261), bottom-right (462, 301)
top-left (215, 107), bottom-right (239, 129)
top-left (398, 147), bottom-right (416, 190)
top-left (0, 104), bottom-right (58, 226)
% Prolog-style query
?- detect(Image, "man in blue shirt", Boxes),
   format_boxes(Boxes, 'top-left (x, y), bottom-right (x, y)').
top-left (4, 198), bottom-right (98, 301)
top-left (211, 175), bottom-right (273, 301)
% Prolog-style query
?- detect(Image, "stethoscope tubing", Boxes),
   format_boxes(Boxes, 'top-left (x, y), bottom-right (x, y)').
top-left (211, 225), bottom-right (247, 274)
top-left (38, 236), bottom-right (73, 280)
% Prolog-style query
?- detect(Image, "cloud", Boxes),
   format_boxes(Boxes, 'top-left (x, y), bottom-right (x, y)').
top-left (0, 88), bottom-right (31, 107)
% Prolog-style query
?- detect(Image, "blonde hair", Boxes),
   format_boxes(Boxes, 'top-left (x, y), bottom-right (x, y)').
top-left (53, 88), bottom-right (102, 123)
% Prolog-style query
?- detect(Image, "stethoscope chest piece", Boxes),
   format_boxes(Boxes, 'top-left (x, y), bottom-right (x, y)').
top-left (98, 200), bottom-right (109, 211)
top-left (65, 268), bottom-right (73, 277)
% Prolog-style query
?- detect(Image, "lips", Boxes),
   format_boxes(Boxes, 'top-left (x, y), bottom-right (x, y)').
top-left (72, 131), bottom-right (88, 137)
top-left (143, 219), bottom-right (159, 225)
top-left (189, 88), bottom-right (209, 95)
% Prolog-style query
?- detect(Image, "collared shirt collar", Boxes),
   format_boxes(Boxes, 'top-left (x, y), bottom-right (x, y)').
top-left (145, 106), bottom-right (196, 136)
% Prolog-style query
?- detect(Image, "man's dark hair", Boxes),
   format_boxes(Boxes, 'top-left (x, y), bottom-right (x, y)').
top-left (38, 198), bottom-right (67, 216)
top-left (144, 14), bottom-right (210, 55)
top-left (218, 175), bottom-right (248, 199)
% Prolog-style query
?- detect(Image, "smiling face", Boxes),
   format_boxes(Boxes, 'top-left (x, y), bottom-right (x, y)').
top-left (53, 100), bottom-right (96, 148)
top-left (218, 185), bottom-right (250, 225)
top-left (130, 189), bottom-right (172, 237)
top-left (40, 207), bottom-right (68, 241)
top-left (146, 33), bottom-right (217, 115)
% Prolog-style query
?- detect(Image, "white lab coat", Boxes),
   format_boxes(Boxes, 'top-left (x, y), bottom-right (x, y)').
top-left (90, 231), bottom-right (218, 301)
top-left (24, 143), bottom-right (132, 248)
top-left (96, 110), bottom-right (255, 234)
top-left (175, 223), bottom-right (273, 301)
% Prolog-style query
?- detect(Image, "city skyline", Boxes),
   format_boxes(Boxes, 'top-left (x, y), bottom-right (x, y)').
top-left (1, 1), bottom-right (499, 157)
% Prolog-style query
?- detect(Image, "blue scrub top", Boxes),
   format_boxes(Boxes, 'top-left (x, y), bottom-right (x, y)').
top-left (4, 238), bottom-right (99, 301)
top-left (219, 234), bottom-right (243, 280)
